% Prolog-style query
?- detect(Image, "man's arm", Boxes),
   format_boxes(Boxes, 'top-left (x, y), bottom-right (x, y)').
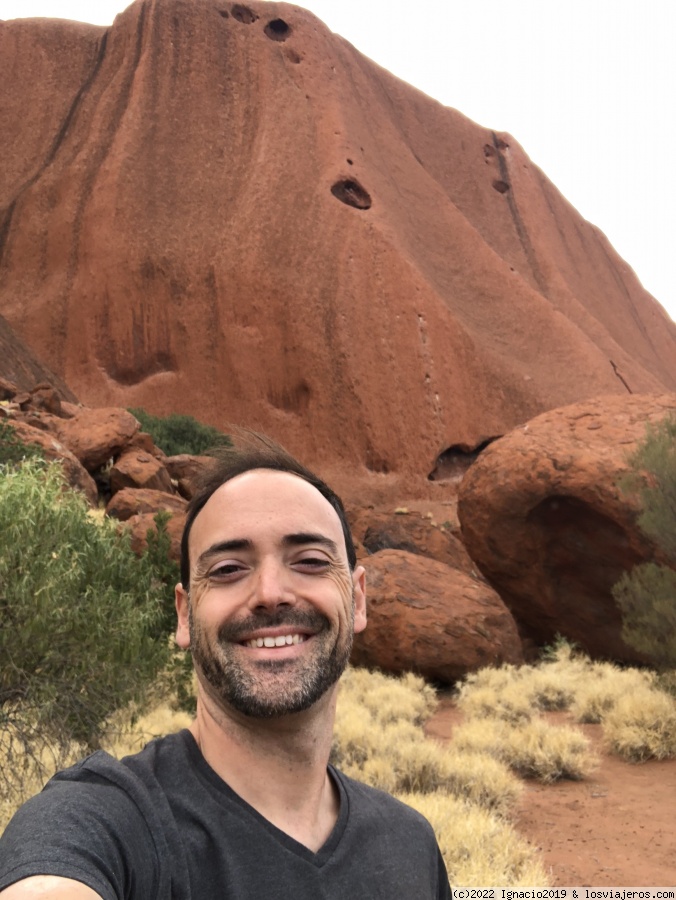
top-left (0, 875), bottom-right (102, 898)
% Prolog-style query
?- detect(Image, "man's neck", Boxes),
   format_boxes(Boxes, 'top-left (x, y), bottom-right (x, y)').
top-left (189, 688), bottom-right (340, 852)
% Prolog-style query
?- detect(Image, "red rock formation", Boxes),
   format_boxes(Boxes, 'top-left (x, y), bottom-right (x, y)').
top-left (0, 314), bottom-right (77, 400)
top-left (457, 393), bottom-right (676, 662)
top-left (106, 486), bottom-right (186, 521)
top-left (5, 418), bottom-right (98, 504)
top-left (1, 1), bottom-right (675, 498)
top-left (49, 407), bottom-right (140, 471)
top-left (110, 449), bottom-right (173, 493)
top-left (350, 507), bottom-right (476, 575)
top-left (351, 549), bottom-right (524, 682)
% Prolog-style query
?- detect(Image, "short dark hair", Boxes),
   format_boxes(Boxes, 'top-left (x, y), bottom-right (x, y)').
top-left (180, 430), bottom-right (357, 588)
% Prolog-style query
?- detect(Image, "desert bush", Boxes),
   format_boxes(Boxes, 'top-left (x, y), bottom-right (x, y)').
top-left (333, 669), bottom-right (521, 816)
top-left (0, 459), bottom-right (177, 794)
top-left (570, 663), bottom-right (654, 724)
top-left (456, 677), bottom-right (534, 724)
top-left (452, 717), bottom-right (597, 782)
top-left (612, 414), bottom-right (676, 668)
top-left (129, 407), bottom-right (229, 457)
top-left (398, 792), bottom-right (549, 886)
top-left (613, 563), bottom-right (676, 669)
top-left (602, 688), bottom-right (676, 761)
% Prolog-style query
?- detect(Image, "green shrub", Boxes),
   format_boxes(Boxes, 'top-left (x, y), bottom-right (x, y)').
top-left (612, 414), bottom-right (676, 668)
top-left (0, 459), bottom-right (176, 771)
top-left (128, 408), bottom-right (229, 457)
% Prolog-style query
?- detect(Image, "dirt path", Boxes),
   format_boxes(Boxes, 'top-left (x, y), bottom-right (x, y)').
top-left (426, 698), bottom-right (676, 886)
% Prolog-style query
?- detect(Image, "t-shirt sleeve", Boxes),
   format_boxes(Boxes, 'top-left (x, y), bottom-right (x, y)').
top-left (0, 771), bottom-right (158, 899)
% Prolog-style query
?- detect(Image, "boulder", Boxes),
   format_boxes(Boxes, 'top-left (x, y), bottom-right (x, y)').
top-left (5, 419), bottom-right (98, 505)
top-left (126, 510), bottom-right (185, 563)
top-left (351, 549), bottom-right (523, 682)
top-left (106, 487), bottom-right (187, 522)
top-left (109, 451), bottom-right (173, 494)
top-left (351, 507), bottom-right (477, 576)
top-left (458, 393), bottom-right (676, 662)
top-left (163, 454), bottom-right (214, 499)
top-left (51, 407), bottom-right (140, 471)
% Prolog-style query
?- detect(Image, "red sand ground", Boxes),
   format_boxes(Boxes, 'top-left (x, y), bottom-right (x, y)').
top-left (426, 698), bottom-right (676, 887)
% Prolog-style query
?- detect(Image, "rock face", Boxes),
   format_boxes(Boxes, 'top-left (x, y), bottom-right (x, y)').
top-left (0, 313), bottom-right (77, 400)
top-left (1, 1), bottom-right (675, 496)
top-left (350, 507), bottom-right (476, 575)
top-left (458, 393), bottom-right (676, 662)
top-left (351, 549), bottom-right (524, 682)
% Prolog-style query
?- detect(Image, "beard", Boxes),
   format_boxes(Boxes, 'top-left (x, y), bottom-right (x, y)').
top-left (188, 602), bottom-right (355, 718)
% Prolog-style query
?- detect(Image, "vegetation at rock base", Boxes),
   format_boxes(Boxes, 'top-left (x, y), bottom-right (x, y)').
top-left (128, 407), bottom-right (230, 457)
top-left (0, 458), bottom-right (179, 798)
top-left (612, 413), bottom-right (676, 669)
top-left (0, 419), bottom-right (43, 466)
top-left (456, 639), bottom-right (676, 763)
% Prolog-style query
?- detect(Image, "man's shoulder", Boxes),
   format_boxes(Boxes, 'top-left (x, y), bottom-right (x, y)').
top-left (53, 729), bottom-right (190, 788)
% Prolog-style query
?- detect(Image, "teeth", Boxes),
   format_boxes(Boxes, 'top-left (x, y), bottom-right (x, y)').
top-left (245, 634), bottom-right (306, 649)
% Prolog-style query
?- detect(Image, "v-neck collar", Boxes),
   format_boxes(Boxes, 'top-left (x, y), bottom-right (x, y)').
top-left (179, 729), bottom-right (349, 868)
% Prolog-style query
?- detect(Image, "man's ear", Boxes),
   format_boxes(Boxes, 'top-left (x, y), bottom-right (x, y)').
top-left (352, 565), bottom-right (367, 634)
top-left (175, 583), bottom-right (191, 649)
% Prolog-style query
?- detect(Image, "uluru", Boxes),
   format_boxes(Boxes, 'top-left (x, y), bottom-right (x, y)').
top-left (1, 0), bottom-right (675, 496)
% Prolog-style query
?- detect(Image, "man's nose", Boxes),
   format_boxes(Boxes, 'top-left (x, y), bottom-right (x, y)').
top-left (250, 558), bottom-right (296, 609)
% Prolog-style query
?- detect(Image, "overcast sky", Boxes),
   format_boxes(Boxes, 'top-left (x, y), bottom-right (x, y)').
top-left (3, 0), bottom-right (674, 322)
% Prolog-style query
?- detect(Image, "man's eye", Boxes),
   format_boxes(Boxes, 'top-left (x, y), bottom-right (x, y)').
top-left (208, 563), bottom-right (246, 580)
top-left (295, 557), bottom-right (330, 571)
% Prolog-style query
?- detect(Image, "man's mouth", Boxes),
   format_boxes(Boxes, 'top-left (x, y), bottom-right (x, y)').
top-left (243, 634), bottom-right (308, 649)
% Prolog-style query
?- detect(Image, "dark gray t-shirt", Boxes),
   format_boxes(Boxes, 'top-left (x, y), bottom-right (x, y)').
top-left (0, 730), bottom-right (451, 899)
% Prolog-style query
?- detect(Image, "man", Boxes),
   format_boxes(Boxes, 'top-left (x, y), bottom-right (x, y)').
top-left (0, 433), bottom-right (452, 898)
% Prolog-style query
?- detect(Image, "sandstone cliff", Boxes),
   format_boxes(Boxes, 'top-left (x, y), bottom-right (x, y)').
top-left (1, 0), bottom-right (675, 495)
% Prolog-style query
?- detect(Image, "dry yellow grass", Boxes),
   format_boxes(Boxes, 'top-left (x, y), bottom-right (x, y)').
top-left (334, 670), bottom-right (522, 815)
top-left (602, 687), bottom-right (676, 761)
top-left (452, 716), bottom-right (597, 782)
top-left (455, 643), bottom-right (676, 765)
top-left (397, 791), bottom-right (549, 887)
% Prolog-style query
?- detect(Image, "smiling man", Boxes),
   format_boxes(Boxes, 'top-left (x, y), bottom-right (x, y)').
top-left (0, 433), bottom-right (452, 899)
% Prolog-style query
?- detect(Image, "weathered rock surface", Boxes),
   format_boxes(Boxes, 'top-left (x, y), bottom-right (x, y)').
top-left (350, 507), bottom-right (476, 575)
top-left (6, 419), bottom-right (98, 504)
top-left (164, 454), bottom-right (214, 500)
top-left (50, 408), bottom-right (140, 472)
top-left (0, 313), bottom-right (77, 400)
top-left (1, 1), bottom-right (675, 497)
top-left (351, 549), bottom-right (524, 682)
top-left (106, 487), bottom-right (187, 521)
top-left (458, 393), bottom-right (676, 662)
top-left (109, 450), bottom-right (173, 494)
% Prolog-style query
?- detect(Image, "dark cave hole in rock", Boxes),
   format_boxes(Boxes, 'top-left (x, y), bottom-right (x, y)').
top-left (231, 4), bottom-right (258, 24)
top-left (428, 437), bottom-right (498, 481)
top-left (347, 158), bottom-right (353, 165)
top-left (483, 143), bottom-right (496, 159)
top-left (492, 180), bottom-right (510, 194)
top-left (265, 18), bottom-right (291, 40)
top-left (217, 8), bottom-right (229, 17)
top-left (331, 179), bottom-right (372, 210)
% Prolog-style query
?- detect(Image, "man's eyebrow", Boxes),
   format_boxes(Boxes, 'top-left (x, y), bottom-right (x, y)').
top-left (282, 533), bottom-right (340, 556)
top-left (196, 539), bottom-right (253, 568)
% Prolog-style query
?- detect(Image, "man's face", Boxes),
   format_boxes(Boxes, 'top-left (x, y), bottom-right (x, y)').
top-left (175, 469), bottom-right (366, 719)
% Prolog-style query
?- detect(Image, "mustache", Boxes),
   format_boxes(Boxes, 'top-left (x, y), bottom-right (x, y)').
top-left (216, 608), bottom-right (331, 643)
